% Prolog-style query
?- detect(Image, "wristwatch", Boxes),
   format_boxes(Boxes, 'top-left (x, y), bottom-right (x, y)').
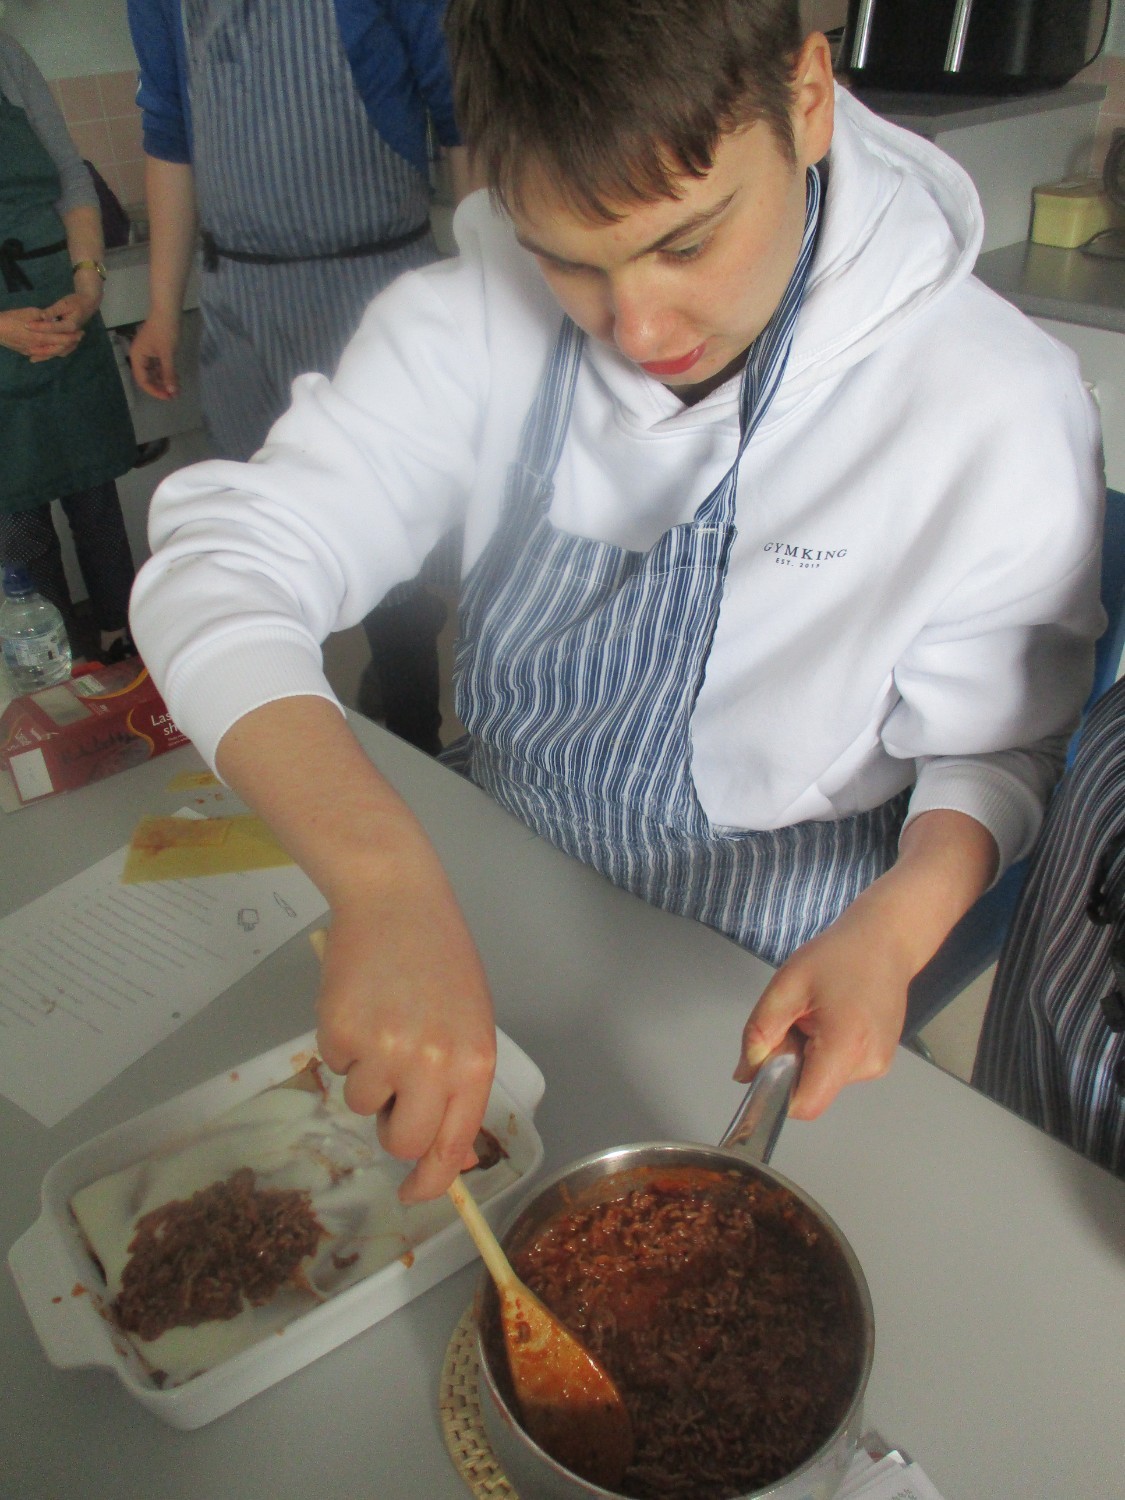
top-left (72, 259), bottom-right (107, 280)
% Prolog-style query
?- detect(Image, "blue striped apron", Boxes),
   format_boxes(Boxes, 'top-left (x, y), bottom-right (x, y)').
top-left (182, 0), bottom-right (440, 460)
top-left (452, 169), bottom-right (908, 967)
top-left (974, 676), bottom-right (1125, 1176)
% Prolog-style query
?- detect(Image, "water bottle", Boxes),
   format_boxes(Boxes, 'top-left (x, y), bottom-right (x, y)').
top-left (0, 564), bottom-right (73, 693)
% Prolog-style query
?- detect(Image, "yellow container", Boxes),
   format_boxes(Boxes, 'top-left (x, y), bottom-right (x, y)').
top-left (1031, 176), bottom-right (1125, 249)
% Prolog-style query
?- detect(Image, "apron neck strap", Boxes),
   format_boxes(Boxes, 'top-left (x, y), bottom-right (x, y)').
top-left (734, 163), bottom-right (823, 453)
top-left (516, 314), bottom-right (585, 485)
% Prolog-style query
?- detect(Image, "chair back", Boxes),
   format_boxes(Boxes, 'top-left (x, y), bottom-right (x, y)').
top-left (1083, 485), bottom-right (1125, 723)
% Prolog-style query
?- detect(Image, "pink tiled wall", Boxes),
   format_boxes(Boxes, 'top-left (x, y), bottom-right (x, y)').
top-left (49, 68), bottom-right (145, 215)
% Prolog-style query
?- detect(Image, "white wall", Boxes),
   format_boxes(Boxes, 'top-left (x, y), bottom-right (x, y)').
top-left (801, 0), bottom-right (848, 33)
top-left (0, 0), bottom-right (135, 79)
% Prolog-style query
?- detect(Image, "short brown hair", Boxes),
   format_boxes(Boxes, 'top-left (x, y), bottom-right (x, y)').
top-left (446, 0), bottom-right (805, 222)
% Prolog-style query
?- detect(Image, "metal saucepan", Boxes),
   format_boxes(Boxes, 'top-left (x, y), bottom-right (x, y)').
top-left (472, 1045), bottom-right (874, 1500)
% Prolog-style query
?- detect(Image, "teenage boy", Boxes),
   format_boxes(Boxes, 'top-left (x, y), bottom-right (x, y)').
top-left (130, 0), bottom-right (1104, 1202)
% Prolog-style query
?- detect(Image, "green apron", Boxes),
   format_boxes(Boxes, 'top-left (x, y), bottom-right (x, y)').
top-left (0, 93), bottom-right (135, 513)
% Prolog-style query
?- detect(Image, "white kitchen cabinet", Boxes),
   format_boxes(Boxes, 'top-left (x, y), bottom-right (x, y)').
top-left (101, 242), bottom-right (200, 330)
top-left (861, 83), bottom-right (1105, 251)
top-left (1033, 315), bottom-right (1125, 491)
top-left (110, 310), bottom-right (204, 444)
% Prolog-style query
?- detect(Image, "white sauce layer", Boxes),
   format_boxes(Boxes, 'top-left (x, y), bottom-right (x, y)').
top-left (70, 1067), bottom-right (520, 1384)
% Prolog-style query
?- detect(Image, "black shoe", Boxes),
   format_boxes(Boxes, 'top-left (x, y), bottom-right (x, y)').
top-left (98, 635), bottom-right (138, 666)
top-left (134, 438), bottom-right (171, 469)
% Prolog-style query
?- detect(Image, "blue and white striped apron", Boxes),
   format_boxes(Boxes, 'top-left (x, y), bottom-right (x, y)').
top-left (452, 169), bottom-right (908, 967)
top-left (183, 0), bottom-right (440, 460)
top-left (974, 675), bottom-right (1125, 1177)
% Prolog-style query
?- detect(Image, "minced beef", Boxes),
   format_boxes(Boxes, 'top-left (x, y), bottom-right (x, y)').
top-left (498, 1166), bottom-right (864, 1499)
top-left (114, 1167), bottom-right (326, 1341)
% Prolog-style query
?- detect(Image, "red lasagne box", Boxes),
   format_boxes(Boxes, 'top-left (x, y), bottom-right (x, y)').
top-left (0, 662), bottom-right (187, 807)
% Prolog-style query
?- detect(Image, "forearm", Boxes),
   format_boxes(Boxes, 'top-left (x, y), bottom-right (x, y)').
top-left (739, 809), bottom-right (998, 1116)
top-left (61, 202), bottom-right (104, 265)
top-left (849, 807), bottom-right (999, 977)
top-left (214, 694), bottom-right (496, 1203)
top-left (214, 696), bottom-right (439, 903)
top-left (60, 203), bottom-right (106, 313)
top-left (143, 155), bottom-right (197, 321)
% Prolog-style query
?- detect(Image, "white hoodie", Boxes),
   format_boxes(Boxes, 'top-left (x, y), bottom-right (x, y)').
top-left (131, 88), bottom-right (1105, 873)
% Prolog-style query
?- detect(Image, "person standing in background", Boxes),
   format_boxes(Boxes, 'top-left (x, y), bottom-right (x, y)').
top-left (126, 0), bottom-right (469, 753)
top-left (0, 33), bottom-right (137, 664)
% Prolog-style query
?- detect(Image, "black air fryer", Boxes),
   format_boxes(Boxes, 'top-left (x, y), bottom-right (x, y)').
top-left (840, 0), bottom-right (1105, 95)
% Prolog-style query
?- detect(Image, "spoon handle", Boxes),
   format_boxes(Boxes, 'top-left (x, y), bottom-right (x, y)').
top-left (446, 1175), bottom-right (517, 1293)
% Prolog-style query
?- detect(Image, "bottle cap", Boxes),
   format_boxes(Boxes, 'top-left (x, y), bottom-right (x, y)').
top-left (2, 563), bottom-right (34, 598)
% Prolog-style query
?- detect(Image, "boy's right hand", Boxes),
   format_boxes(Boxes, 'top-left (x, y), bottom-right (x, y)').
top-left (314, 879), bottom-right (497, 1204)
top-left (203, 695), bottom-right (497, 1204)
top-left (128, 311), bottom-right (181, 398)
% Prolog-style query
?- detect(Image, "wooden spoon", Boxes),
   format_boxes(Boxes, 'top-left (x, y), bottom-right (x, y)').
top-left (446, 1174), bottom-right (634, 1491)
top-left (307, 928), bottom-right (633, 1487)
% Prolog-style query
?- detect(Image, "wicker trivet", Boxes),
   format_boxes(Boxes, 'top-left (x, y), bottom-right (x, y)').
top-left (439, 1306), bottom-right (521, 1499)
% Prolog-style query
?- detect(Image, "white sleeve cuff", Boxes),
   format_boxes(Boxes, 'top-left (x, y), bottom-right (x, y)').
top-left (157, 626), bottom-right (346, 772)
top-left (904, 757), bottom-right (1053, 878)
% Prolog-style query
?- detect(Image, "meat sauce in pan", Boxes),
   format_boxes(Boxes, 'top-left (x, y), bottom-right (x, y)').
top-left (486, 1166), bottom-right (865, 1499)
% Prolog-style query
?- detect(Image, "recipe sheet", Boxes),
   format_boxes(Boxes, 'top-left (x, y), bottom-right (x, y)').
top-left (843, 1438), bottom-right (946, 1499)
top-left (0, 820), bottom-right (327, 1125)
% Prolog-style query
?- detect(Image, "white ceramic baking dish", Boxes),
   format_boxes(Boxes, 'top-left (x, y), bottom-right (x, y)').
top-left (8, 1025), bottom-right (545, 1429)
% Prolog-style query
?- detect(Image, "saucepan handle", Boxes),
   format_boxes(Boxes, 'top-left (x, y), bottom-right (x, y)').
top-left (717, 1032), bottom-right (803, 1166)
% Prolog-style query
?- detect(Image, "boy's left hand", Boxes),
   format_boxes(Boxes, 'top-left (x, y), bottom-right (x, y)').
top-left (734, 808), bottom-right (1000, 1117)
top-left (733, 893), bottom-right (913, 1118)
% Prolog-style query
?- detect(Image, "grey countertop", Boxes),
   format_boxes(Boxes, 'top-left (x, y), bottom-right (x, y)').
top-left (975, 237), bottom-right (1125, 336)
top-left (4, 720), bottom-right (1125, 1500)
